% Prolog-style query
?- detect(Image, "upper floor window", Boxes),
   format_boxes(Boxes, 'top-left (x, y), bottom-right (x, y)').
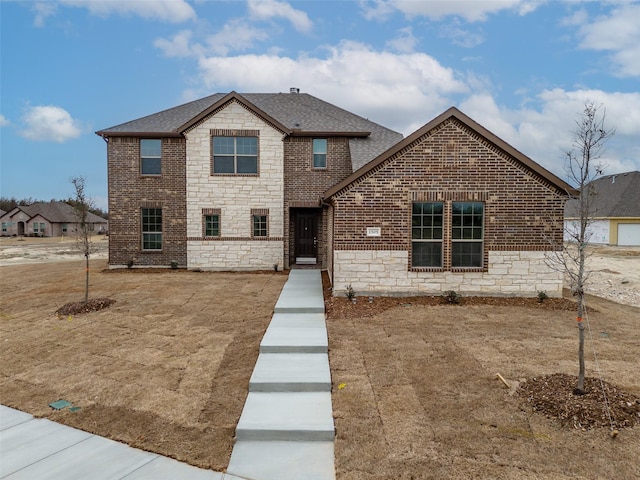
top-left (212, 136), bottom-right (258, 174)
top-left (141, 207), bottom-right (162, 250)
top-left (313, 139), bottom-right (327, 169)
top-left (411, 202), bottom-right (443, 268)
top-left (451, 202), bottom-right (483, 268)
top-left (140, 139), bottom-right (162, 175)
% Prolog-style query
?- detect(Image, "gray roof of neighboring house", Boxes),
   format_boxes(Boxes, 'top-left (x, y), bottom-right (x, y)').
top-left (565, 171), bottom-right (640, 218)
top-left (96, 91), bottom-right (403, 172)
top-left (15, 202), bottom-right (107, 224)
top-left (0, 209), bottom-right (5, 217)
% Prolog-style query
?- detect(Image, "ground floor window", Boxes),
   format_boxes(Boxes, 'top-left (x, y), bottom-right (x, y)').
top-left (411, 201), bottom-right (484, 269)
top-left (142, 208), bottom-right (162, 250)
top-left (412, 202), bottom-right (443, 267)
top-left (451, 202), bottom-right (484, 267)
top-left (251, 209), bottom-right (268, 237)
top-left (33, 222), bottom-right (45, 235)
top-left (204, 214), bottom-right (220, 237)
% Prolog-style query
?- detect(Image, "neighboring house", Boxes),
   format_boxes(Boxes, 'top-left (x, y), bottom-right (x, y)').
top-left (0, 202), bottom-right (108, 237)
top-left (564, 171), bottom-right (640, 246)
top-left (97, 92), bottom-right (574, 297)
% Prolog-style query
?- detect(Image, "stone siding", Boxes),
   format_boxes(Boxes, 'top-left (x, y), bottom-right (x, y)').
top-left (333, 250), bottom-right (563, 296)
top-left (185, 101), bottom-right (284, 270)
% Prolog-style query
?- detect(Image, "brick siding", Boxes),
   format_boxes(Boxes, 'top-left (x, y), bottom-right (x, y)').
top-left (329, 118), bottom-right (566, 295)
top-left (284, 137), bottom-right (353, 267)
top-left (107, 136), bottom-right (187, 267)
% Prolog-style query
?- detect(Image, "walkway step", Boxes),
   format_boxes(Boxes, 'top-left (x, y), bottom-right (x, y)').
top-left (236, 392), bottom-right (334, 441)
top-left (250, 353), bottom-right (331, 392)
top-left (260, 325), bottom-right (328, 353)
top-left (269, 312), bottom-right (326, 328)
top-left (228, 440), bottom-right (335, 480)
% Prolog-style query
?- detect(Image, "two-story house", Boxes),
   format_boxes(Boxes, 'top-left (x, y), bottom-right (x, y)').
top-left (96, 89), bottom-right (402, 271)
top-left (98, 91), bottom-right (575, 297)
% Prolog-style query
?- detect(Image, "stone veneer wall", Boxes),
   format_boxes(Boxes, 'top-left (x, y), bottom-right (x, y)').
top-left (184, 101), bottom-right (284, 270)
top-left (333, 250), bottom-right (563, 296)
top-left (328, 117), bottom-right (567, 296)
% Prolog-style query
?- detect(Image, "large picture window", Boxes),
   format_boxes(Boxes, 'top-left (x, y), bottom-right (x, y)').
top-left (451, 202), bottom-right (484, 267)
top-left (140, 139), bottom-right (162, 175)
top-left (142, 208), bottom-right (162, 250)
top-left (411, 202), bottom-right (443, 267)
top-left (212, 136), bottom-right (258, 174)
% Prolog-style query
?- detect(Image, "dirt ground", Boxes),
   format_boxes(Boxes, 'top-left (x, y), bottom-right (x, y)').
top-left (0, 259), bottom-right (287, 471)
top-left (1, 239), bottom-right (638, 478)
top-left (326, 288), bottom-right (640, 479)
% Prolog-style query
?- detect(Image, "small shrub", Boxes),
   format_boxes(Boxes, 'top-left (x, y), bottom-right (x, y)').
top-left (537, 290), bottom-right (549, 303)
top-left (273, 263), bottom-right (279, 272)
top-left (346, 284), bottom-right (356, 301)
top-left (441, 290), bottom-right (462, 304)
top-left (127, 259), bottom-right (134, 269)
top-left (170, 260), bottom-right (178, 270)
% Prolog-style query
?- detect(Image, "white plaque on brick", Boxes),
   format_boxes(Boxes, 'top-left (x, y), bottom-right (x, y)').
top-left (366, 227), bottom-right (381, 237)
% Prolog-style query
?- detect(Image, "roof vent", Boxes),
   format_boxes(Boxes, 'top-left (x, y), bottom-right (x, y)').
top-left (290, 87), bottom-right (300, 94)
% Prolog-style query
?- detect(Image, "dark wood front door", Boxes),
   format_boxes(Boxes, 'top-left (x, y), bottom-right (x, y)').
top-left (295, 211), bottom-right (318, 259)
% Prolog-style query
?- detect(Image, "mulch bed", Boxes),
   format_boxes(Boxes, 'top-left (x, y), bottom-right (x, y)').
top-left (55, 298), bottom-right (115, 316)
top-left (325, 293), bottom-right (581, 320)
top-left (519, 373), bottom-right (640, 431)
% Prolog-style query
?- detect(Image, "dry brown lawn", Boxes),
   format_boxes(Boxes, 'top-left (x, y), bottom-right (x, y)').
top-left (0, 259), bottom-right (287, 471)
top-left (327, 293), bottom-right (640, 479)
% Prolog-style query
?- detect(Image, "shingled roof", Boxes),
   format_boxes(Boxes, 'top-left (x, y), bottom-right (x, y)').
top-left (565, 171), bottom-right (640, 218)
top-left (13, 202), bottom-right (107, 224)
top-left (96, 91), bottom-right (403, 172)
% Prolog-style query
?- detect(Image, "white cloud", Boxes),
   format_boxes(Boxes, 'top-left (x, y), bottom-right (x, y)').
top-left (460, 89), bottom-right (640, 180)
top-left (195, 40), bottom-right (467, 130)
top-left (205, 19), bottom-right (270, 56)
top-left (386, 26), bottom-right (418, 53)
top-left (364, 0), bottom-right (544, 22)
top-left (32, 2), bottom-right (57, 27)
top-left (20, 105), bottom-right (82, 143)
top-left (37, 0), bottom-right (195, 24)
top-left (248, 0), bottom-right (312, 33)
top-left (154, 30), bottom-right (202, 58)
top-left (575, 3), bottom-right (640, 77)
top-left (0, 114), bottom-right (9, 127)
top-left (439, 22), bottom-right (484, 48)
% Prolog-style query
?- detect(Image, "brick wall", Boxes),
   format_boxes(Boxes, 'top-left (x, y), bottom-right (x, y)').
top-left (283, 137), bottom-right (352, 267)
top-left (184, 101), bottom-right (285, 270)
top-left (107, 136), bottom-right (187, 267)
top-left (329, 118), bottom-right (566, 295)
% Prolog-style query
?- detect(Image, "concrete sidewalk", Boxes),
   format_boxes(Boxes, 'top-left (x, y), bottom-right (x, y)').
top-left (0, 405), bottom-right (240, 479)
top-left (227, 269), bottom-right (335, 480)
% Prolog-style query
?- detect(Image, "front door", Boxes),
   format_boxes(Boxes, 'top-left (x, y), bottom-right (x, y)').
top-left (295, 211), bottom-right (318, 260)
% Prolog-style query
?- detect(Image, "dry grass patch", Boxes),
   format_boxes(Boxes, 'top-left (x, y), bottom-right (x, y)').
top-left (327, 286), bottom-right (640, 479)
top-left (0, 260), bottom-right (287, 471)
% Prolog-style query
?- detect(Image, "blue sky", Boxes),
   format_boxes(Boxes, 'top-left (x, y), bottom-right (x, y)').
top-left (1, 0), bottom-right (639, 211)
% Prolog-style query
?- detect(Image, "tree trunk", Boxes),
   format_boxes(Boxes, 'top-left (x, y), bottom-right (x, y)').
top-left (84, 253), bottom-right (89, 304)
top-left (576, 298), bottom-right (585, 394)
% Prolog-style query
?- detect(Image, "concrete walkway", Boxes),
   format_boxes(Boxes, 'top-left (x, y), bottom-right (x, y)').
top-left (0, 405), bottom-right (240, 479)
top-left (227, 269), bottom-right (336, 480)
top-left (0, 269), bottom-right (334, 480)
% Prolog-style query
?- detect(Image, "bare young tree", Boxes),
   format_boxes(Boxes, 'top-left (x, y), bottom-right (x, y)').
top-left (70, 176), bottom-right (94, 304)
top-left (555, 103), bottom-right (614, 394)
